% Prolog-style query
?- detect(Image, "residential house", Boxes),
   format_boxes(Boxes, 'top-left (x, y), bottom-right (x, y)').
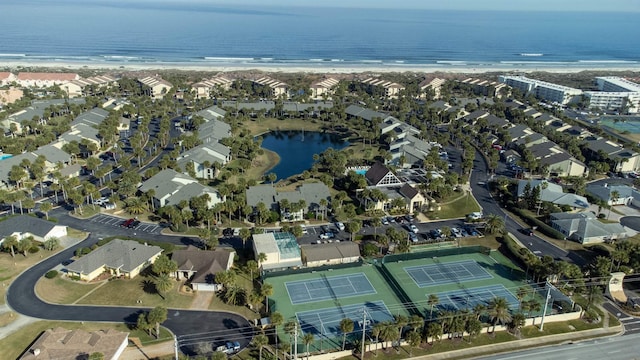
top-left (360, 78), bottom-right (405, 98)
top-left (252, 232), bottom-right (302, 271)
top-left (463, 110), bottom-right (490, 125)
top-left (196, 106), bottom-right (227, 122)
top-left (582, 136), bottom-right (640, 172)
top-left (138, 75), bottom-right (172, 99)
top-left (19, 327), bottom-right (128, 360)
top-left (65, 239), bottom-right (163, 281)
top-left (484, 114), bottom-right (511, 129)
top-left (138, 169), bottom-right (224, 209)
top-left (517, 180), bottom-right (589, 209)
top-left (301, 242), bottom-right (360, 268)
top-left (398, 183), bottom-right (427, 213)
top-left (550, 212), bottom-right (627, 244)
top-left (16, 72), bottom-right (79, 88)
top-left (72, 108), bottom-right (110, 127)
top-left (171, 246), bottom-right (235, 291)
top-left (345, 104), bottom-right (391, 122)
top-left (246, 182), bottom-right (331, 221)
top-left (3, 98), bottom-right (86, 134)
top-left (197, 117), bottom-right (232, 144)
top-left (252, 76), bottom-right (288, 97)
top-left (0, 215), bottom-right (67, 246)
top-left (379, 116), bottom-right (421, 137)
top-left (62, 75), bottom-right (118, 98)
top-left (176, 142), bottom-right (232, 178)
top-left (527, 141), bottom-right (587, 177)
top-left (388, 134), bottom-right (436, 167)
top-left (0, 153), bottom-right (37, 189)
top-left (587, 184), bottom-right (640, 206)
top-left (310, 77), bottom-right (339, 99)
top-left (419, 77), bottom-right (445, 98)
top-left (192, 76), bottom-right (233, 99)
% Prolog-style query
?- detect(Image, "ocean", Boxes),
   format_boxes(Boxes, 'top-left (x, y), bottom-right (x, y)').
top-left (1, 0), bottom-right (639, 70)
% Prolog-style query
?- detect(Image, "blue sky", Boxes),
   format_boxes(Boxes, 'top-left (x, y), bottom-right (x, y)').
top-left (197, 0), bottom-right (639, 12)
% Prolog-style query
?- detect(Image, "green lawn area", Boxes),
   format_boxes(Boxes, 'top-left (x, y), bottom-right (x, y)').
top-left (35, 275), bottom-right (101, 304)
top-left (77, 276), bottom-right (194, 309)
top-left (0, 321), bottom-right (172, 360)
top-left (209, 269), bottom-right (260, 320)
top-left (432, 192), bottom-right (481, 220)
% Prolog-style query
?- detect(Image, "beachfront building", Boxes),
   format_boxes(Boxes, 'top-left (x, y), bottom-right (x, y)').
top-left (460, 78), bottom-right (507, 98)
top-left (16, 72), bottom-right (80, 88)
top-left (360, 77), bottom-right (405, 98)
top-left (498, 75), bottom-right (582, 105)
top-left (192, 75), bottom-right (234, 99)
top-left (419, 77), bottom-right (446, 99)
top-left (62, 75), bottom-right (118, 98)
top-left (310, 77), bottom-right (340, 99)
top-left (138, 75), bottom-right (173, 99)
top-left (0, 72), bottom-right (16, 86)
top-left (582, 77), bottom-right (640, 114)
top-left (252, 76), bottom-right (288, 97)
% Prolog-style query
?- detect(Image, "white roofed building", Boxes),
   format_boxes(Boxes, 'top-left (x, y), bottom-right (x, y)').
top-left (62, 75), bottom-right (118, 98)
top-left (252, 76), bottom-right (288, 97)
top-left (16, 72), bottom-right (79, 88)
top-left (310, 77), bottom-right (340, 99)
top-left (498, 75), bottom-right (582, 104)
top-left (192, 76), bottom-right (234, 99)
top-left (419, 77), bottom-right (445, 99)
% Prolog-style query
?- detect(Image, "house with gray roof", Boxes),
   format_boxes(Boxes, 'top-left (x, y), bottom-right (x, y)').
top-left (484, 114), bottom-right (511, 129)
top-left (301, 242), bottom-right (360, 268)
top-left (0, 215), bottom-right (67, 246)
top-left (0, 153), bottom-right (38, 189)
top-left (171, 246), bottom-right (235, 291)
top-left (246, 182), bottom-right (331, 222)
top-left (176, 142), bottom-right (231, 179)
top-left (365, 162), bottom-right (402, 187)
top-left (582, 136), bottom-right (640, 173)
top-left (71, 107), bottom-right (109, 127)
top-left (65, 239), bottom-right (163, 281)
top-left (34, 144), bottom-right (72, 165)
top-left (197, 118), bottom-right (231, 144)
top-left (388, 134), bottom-right (436, 167)
top-left (345, 104), bottom-right (391, 122)
top-left (2, 98), bottom-right (85, 133)
top-left (196, 106), bottom-right (226, 121)
top-left (138, 169), bottom-right (223, 209)
top-left (550, 212), bottom-right (627, 244)
top-left (514, 132), bottom-right (548, 148)
top-left (57, 122), bottom-right (101, 149)
top-left (587, 184), bottom-right (640, 206)
top-left (517, 180), bottom-right (589, 209)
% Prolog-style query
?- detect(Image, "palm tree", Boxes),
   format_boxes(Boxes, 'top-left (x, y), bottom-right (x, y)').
top-left (154, 274), bottom-right (173, 299)
top-left (427, 294), bottom-right (439, 319)
top-left (253, 334), bottom-right (269, 360)
top-left (261, 282), bottom-right (274, 313)
top-left (485, 214), bottom-right (505, 235)
top-left (487, 297), bottom-right (512, 333)
top-left (426, 322), bottom-right (442, 344)
top-left (39, 202), bottom-right (53, 220)
top-left (473, 303), bottom-right (486, 321)
top-left (257, 252), bottom-right (267, 268)
top-left (302, 333), bottom-right (314, 360)
top-left (379, 321), bottom-right (399, 349)
top-left (339, 318), bottom-right (354, 350)
top-left (271, 311), bottom-right (284, 359)
top-left (465, 318), bottom-right (482, 343)
top-left (609, 190), bottom-right (620, 219)
top-left (516, 287), bottom-right (529, 311)
top-left (440, 226), bottom-right (452, 241)
top-left (393, 314), bottom-right (408, 348)
top-left (371, 322), bottom-right (384, 356)
top-left (1, 235), bottom-right (18, 257)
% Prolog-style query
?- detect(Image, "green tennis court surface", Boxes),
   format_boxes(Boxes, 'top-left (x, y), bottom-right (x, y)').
top-left (296, 301), bottom-right (393, 338)
top-left (404, 259), bottom-right (493, 287)
top-left (286, 273), bottom-right (377, 305)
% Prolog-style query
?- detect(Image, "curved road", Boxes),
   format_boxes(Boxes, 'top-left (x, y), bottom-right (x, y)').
top-left (6, 217), bottom-right (253, 356)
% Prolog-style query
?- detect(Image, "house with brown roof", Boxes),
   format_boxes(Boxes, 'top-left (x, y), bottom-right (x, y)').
top-left (171, 246), bottom-right (235, 291)
top-left (301, 242), bottom-right (360, 268)
top-left (399, 183), bottom-right (427, 213)
top-left (16, 72), bottom-right (79, 87)
top-left (19, 327), bottom-right (128, 360)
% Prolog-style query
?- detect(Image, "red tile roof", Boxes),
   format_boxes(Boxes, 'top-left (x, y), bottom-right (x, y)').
top-left (17, 72), bottom-right (78, 81)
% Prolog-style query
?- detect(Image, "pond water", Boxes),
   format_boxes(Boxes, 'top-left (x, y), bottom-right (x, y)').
top-left (259, 130), bottom-right (349, 181)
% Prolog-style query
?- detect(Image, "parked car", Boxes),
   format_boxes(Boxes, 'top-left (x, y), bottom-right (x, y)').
top-left (520, 228), bottom-right (534, 236)
top-left (381, 217), bottom-right (389, 225)
top-left (408, 224), bottom-right (419, 234)
top-left (409, 232), bottom-right (418, 242)
top-left (223, 228), bottom-right (234, 237)
top-left (300, 224), bottom-right (308, 234)
top-left (121, 218), bottom-right (135, 228)
top-left (226, 341), bottom-right (240, 353)
top-left (335, 222), bottom-right (345, 231)
top-left (319, 232), bottom-right (335, 240)
top-left (128, 220), bottom-right (140, 228)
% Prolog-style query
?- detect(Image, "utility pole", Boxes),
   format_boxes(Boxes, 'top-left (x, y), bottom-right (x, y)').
top-left (294, 322), bottom-right (298, 360)
top-left (174, 335), bottom-right (179, 360)
top-left (539, 283), bottom-right (552, 331)
top-left (361, 309), bottom-right (367, 360)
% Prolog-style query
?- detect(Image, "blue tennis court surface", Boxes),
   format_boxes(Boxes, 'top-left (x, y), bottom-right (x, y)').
top-left (436, 284), bottom-right (519, 312)
top-left (286, 273), bottom-right (377, 305)
top-left (296, 301), bottom-right (393, 338)
top-left (404, 259), bottom-right (492, 288)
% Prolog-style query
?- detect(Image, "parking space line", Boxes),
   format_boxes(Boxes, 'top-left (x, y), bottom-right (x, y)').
top-left (147, 226), bottom-right (158, 232)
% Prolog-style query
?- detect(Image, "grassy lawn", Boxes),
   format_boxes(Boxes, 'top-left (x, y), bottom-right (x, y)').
top-left (0, 311), bottom-right (16, 327)
top-left (241, 117), bottom-right (325, 136)
top-left (0, 321), bottom-right (172, 360)
top-left (77, 275), bottom-right (194, 309)
top-left (209, 269), bottom-right (260, 321)
top-left (35, 275), bottom-right (101, 304)
top-left (459, 234), bottom-right (502, 249)
top-left (430, 192), bottom-right (481, 220)
top-left (0, 248), bottom-right (65, 305)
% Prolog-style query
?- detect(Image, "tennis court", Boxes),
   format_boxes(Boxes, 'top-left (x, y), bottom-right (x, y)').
top-left (436, 284), bottom-right (520, 311)
top-left (286, 273), bottom-right (377, 305)
top-left (404, 259), bottom-right (493, 288)
top-left (296, 301), bottom-right (393, 338)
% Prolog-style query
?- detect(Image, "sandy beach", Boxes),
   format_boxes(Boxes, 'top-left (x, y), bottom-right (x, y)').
top-left (3, 59), bottom-right (640, 75)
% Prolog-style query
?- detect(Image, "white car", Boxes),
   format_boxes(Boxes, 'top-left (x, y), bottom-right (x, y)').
top-left (335, 222), bottom-right (345, 231)
top-left (319, 232), bottom-right (334, 240)
top-left (409, 224), bottom-right (419, 234)
top-left (300, 225), bottom-right (308, 234)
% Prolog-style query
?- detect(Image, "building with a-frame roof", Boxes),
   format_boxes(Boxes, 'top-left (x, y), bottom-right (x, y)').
top-left (365, 162), bottom-right (402, 187)
top-left (138, 75), bottom-right (172, 99)
top-left (192, 75), bottom-right (233, 99)
top-left (176, 142), bottom-right (231, 179)
top-left (0, 215), bottom-right (67, 245)
top-left (311, 77), bottom-right (339, 99)
top-left (301, 242), bottom-right (360, 267)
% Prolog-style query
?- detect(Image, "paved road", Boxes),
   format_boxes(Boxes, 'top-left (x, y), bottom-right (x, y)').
top-left (469, 149), bottom-right (573, 263)
top-left (475, 332), bottom-right (640, 360)
top-left (5, 217), bottom-right (253, 356)
top-left (620, 216), bottom-right (640, 232)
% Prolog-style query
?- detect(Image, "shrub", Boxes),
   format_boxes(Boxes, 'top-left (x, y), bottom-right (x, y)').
top-left (45, 270), bottom-right (58, 279)
top-left (510, 208), bottom-right (564, 239)
top-left (28, 245), bottom-right (40, 254)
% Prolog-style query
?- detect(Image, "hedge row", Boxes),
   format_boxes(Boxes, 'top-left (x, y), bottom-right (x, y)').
top-left (510, 208), bottom-right (565, 240)
top-left (498, 234), bottom-right (534, 268)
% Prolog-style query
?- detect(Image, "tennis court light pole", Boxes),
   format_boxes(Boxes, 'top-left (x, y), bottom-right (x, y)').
top-left (539, 283), bottom-right (552, 331)
top-left (360, 309), bottom-right (367, 360)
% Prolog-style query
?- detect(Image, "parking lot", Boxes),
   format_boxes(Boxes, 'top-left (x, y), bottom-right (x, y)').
top-left (90, 214), bottom-right (161, 233)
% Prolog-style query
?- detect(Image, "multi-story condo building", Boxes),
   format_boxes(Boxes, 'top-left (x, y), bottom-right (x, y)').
top-left (584, 77), bottom-right (640, 113)
top-left (498, 75), bottom-right (582, 105)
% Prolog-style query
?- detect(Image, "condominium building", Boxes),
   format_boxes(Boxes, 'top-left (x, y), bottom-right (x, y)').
top-left (138, 75), bottom-right (173, 99)
top-left (310, 77), bottom-right (339, 98)
top-left (361, 78), bottom-right (405, 98)
top-left (498, 75), bottom-right (582, 104)
top-left (192, 76), bottom-right (234, 99)
top-left (585, 77), bottom-right (640, 113)
top-left (252, 76), bottom-right (288, 97)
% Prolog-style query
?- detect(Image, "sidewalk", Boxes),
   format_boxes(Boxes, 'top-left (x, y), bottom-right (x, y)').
top-left (120, 340), bottom-right (175, 360)
top-left (0, 304), bottom-right (39, 339)
top-left (412, 326), bottom-right (623, 360)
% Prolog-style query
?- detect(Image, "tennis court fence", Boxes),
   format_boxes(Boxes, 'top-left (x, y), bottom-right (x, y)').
top-left (382, 245), bottom-right (491, 264)
top-left (262, 259), bottom-right (365, 279)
